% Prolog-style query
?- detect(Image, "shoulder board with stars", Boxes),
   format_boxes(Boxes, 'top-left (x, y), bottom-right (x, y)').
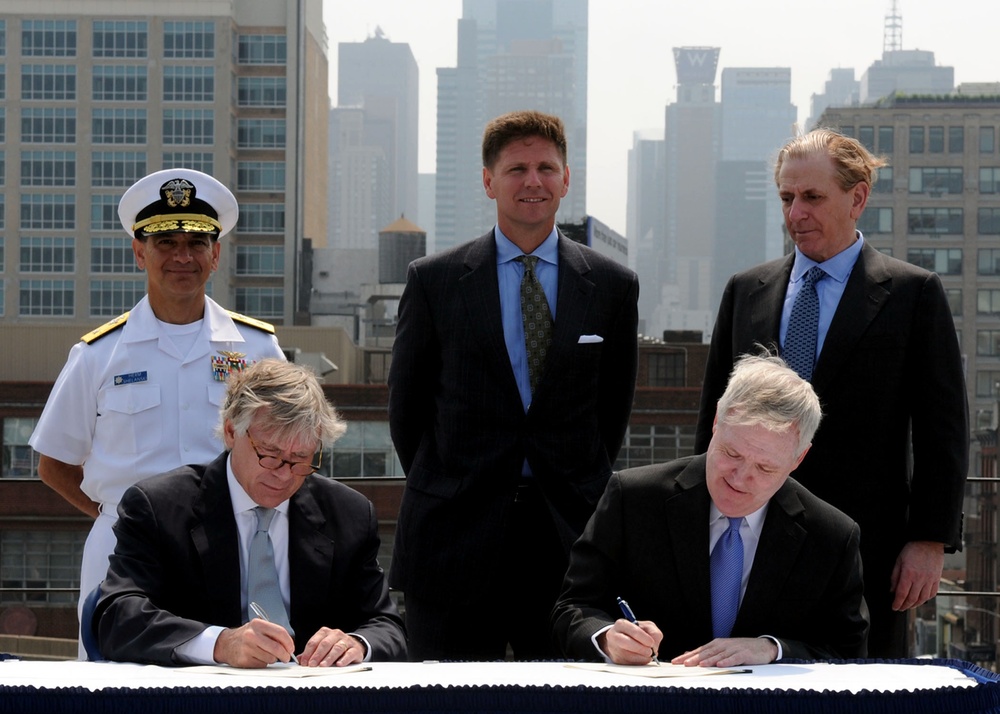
top-left (80, 312), bottom-right (130, 345)
top-left (226, 310), bottom-right (276, 335)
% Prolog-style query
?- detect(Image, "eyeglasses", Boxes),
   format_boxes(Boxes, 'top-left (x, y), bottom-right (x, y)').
top-left (147, 235), bottom-right (215, 254)
top-left (246, 432), bottom-right (322, 476)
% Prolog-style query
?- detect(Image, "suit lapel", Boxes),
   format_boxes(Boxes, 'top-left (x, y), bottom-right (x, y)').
top-left (459, 232), bottom-right (521, 399)
top-left (533, 235), bottom-right (595, 397)
top-left (737, 481), bottom-right (806, 629)
top-left (666, 463), bottom-right (714, 629)
top-left (811, 243), bottom-right (890, 392)
top-left (287, 479), bottom-right (335, 630)
top-left (745, 256), bottom-right (793, 353)
top-left (190, 454), bottom-right (243, 624)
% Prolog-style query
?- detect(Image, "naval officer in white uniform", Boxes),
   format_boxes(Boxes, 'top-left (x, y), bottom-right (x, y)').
top-left (29, 169), bottom-right (285, 656)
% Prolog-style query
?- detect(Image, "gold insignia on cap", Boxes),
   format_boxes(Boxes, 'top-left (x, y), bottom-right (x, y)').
top-left (162, 178), bottom-right (194, 208)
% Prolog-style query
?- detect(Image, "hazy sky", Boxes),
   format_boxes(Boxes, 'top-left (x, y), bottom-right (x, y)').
top-left (325, 0), bottom-right (998, 235)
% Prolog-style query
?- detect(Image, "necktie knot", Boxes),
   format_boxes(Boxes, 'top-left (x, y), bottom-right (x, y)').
top-left (803, 265), bottom-right (826, 287)
top-left (516, 254), bottom-right (539, 272)
top-left (254, 506), bottom-right (275, 533)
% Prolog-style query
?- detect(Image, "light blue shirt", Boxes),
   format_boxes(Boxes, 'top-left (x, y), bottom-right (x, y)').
top-left (495, 226), bottom-right (559, 412)
top-left (780, 232), bottom-right (865, 360)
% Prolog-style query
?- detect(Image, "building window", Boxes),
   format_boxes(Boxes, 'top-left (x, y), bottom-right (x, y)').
top-left (20, 108), bottom-right (75, 143)
top-left (647, 352), bottom-right (685, 387)
top-left (236, 245), bottom-right (284, 276)
top-left (928, 126), bottom-right (945, 153)
top-left (979, 250), bottom-right (1000, 275)
top-left (0, 65), bottom-right (5, 99)
top-left (238, 204), bottom-right (285, 233)
top-left (907, 248), bottom-right (962, 275)
top-left (90, 279), bottom-right (145, 317)
top-left (19, 279), bottom-right (74, 316)
top-left (21, 64), bottom-right (76, 100)
top-left (91, 151), bottom-right (146, 187)
top-left (21, 19), bottom-right (76, 57)
top-left (980, 208), bottom-right (1000, 236)
top-left (20, 237), bottom-right (74, 272)
top-left (979, 289), bottom-right (1000, 315)
top-left (2, 418), bottom-right (39, 478)
top-left (907, 207), bottom-right (963, 235)
top-left (235, 287), bottom-right (283, 319)
top-left (0, 20), bottom-right (5, 57)
top-left (878, 126), bottom-right (894, 154)
top-left (237, 162), bottom-right (286, 191)
top-left (92, 108), bottom-right (146, 144)
top-left (0, 530), bottom-right (85, 605)
top-left (92, 65), bottom-right (147, 101)
top-left (91, 237), bottom-right (140, 273)
top-left (163, 66), bottom-right (214, 102)
top-left (858, 207), bottom-right (893, 235)
top-left (981, 127), bottom-right (996, 154)
top-left (0, 108), bottom-right (5, 142)
top-left (977, 330), bottom-right (1000, 356)
top-left (20, 194), bottom-right (74, 230)
top-left (92, 20), bottom-right (147, 58)
top-left (909, 167), bottom-right (962, 195)
top-left (981, 168), bottom-right (1000, 194)
top-left (163, 21), bottom-right (215, 59)
top-left (237, 34), bottom-right (287, 65)
top-left (946, 288), bottom-right (962, 317)
top-left (237, 118), bottom-right (286, 148)
top-left (90, 195), bottom-right (121, 231)
top-left (614, 425), bottom-right (697, 471)
top-left (162, 109), bottom-right (213, 145)
top-left (857, 126), bottom-right (875, 152)
top-left (237, 77), bottom-right (286, 107)
top-left (324, 421), bottom-right (402, 479)
top-left (909, 126), bottom-right (925, 153)
top-left (871, 166), bottom-right (893, 194)
top-left (20, 150), bottom-right (75, 187)
top-left (949, 126), bottom-right (965, 153)
top-left (977, 370), bottom-right (1000, 398)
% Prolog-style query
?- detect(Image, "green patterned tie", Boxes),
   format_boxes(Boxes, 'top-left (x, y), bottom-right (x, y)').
top-left (515, 255), bottom-right (553, 394)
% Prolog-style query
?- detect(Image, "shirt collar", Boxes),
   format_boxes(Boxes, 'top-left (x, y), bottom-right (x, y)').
top-left (494, 225), bottom-right (559, 266)
top-left (791, 231), bottom-right (864, 284)
top-left (709, 500), bottom-right (769, 538)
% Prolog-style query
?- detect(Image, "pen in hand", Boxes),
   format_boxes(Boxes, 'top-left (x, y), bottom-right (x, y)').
top-left (617, 596), bottom-right (661, 665)
top-left (249, 601), bottom-right (299, 664)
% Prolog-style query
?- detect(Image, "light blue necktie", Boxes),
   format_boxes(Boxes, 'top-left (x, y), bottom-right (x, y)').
top-left (783, 266), bottom-right (826, 381)
top-left (247, 506), bottom-right (293, 635)
top-left (710, 517), bottom-right (744, 639)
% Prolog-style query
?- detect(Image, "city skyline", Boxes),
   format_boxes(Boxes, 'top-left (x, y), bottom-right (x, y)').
top-left (326, 0), bottom-right (1000, 236)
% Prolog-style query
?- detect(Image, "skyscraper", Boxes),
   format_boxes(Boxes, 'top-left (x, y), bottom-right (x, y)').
top-left (435, 0), bottom-right (588, 252)
top-left (0, 0), bottom-right (329, 327)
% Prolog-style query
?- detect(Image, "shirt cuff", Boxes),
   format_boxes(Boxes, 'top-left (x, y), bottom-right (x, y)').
top-left (350, 633), bottom-right (373, 663)
top-left (174, 625), bottom-right (225, 665)
top-left (591, 624), bottom-right (614, 663)
top-left (759, 635), bottom-right (783, 661)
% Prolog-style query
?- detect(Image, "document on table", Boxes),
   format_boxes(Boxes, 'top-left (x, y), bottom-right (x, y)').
top-left (566, 662), bottom-right (752, 678)
top-left (185, 663), bottom-right (372, 677)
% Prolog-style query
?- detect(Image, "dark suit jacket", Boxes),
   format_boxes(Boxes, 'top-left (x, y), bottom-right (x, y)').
top-left (695, 243), bottom-right (969, 587)
top-left (387, 231), bottom-right (639, 600)
top-left (94, 452), bottom-right (406, 665)
top-left (552, 456), bottom-right (869, 661)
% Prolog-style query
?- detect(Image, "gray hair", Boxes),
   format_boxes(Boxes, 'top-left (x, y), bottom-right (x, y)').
top-left (216, 358), bottom-right (347, 447)
top-left (715, 352), bottom-right (822, 455)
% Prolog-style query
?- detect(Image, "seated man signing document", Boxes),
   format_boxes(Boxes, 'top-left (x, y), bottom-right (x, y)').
top-left (552, 353), bottom-right (868, 666)
top-left (94, 359), bottom-right (406, 667)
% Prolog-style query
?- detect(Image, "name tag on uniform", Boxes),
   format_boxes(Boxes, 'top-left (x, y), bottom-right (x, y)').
top-left (114, 371), bottom-right (148, 386)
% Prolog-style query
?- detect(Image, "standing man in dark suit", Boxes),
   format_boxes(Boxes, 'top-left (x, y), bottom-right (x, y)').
top-left (94, 359), bottom-right (406, 667)
top-left (696, 129), bottom-right (968, 659)
top-left (554, 354), bottom-right (868, 666)
top-left (388, 110), bottom-right (639, 660)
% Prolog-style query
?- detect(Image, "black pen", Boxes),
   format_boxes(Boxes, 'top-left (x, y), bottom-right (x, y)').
top-left (616, 596), bottom-right (661, 665)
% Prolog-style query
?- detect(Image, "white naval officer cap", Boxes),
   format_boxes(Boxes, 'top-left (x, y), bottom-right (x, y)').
top-left (118, 168), bottom-right (238, 240)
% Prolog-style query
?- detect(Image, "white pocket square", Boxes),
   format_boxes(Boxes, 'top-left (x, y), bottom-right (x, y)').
top-left (578, 334), bottom-right (604, 344)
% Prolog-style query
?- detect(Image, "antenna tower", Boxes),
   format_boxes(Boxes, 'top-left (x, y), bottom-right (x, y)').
top-left (884, 0), bottom-right (902, 53)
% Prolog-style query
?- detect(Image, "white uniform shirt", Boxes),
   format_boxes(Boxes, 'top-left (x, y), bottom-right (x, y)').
top-left (29, 295), bottom-right (285, 507)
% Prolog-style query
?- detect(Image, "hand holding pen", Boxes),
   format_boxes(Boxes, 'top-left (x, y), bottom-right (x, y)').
top-left (250, 601), bottom-right (299, 664)
top-left (614, 596), bottom-right (662, 665)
